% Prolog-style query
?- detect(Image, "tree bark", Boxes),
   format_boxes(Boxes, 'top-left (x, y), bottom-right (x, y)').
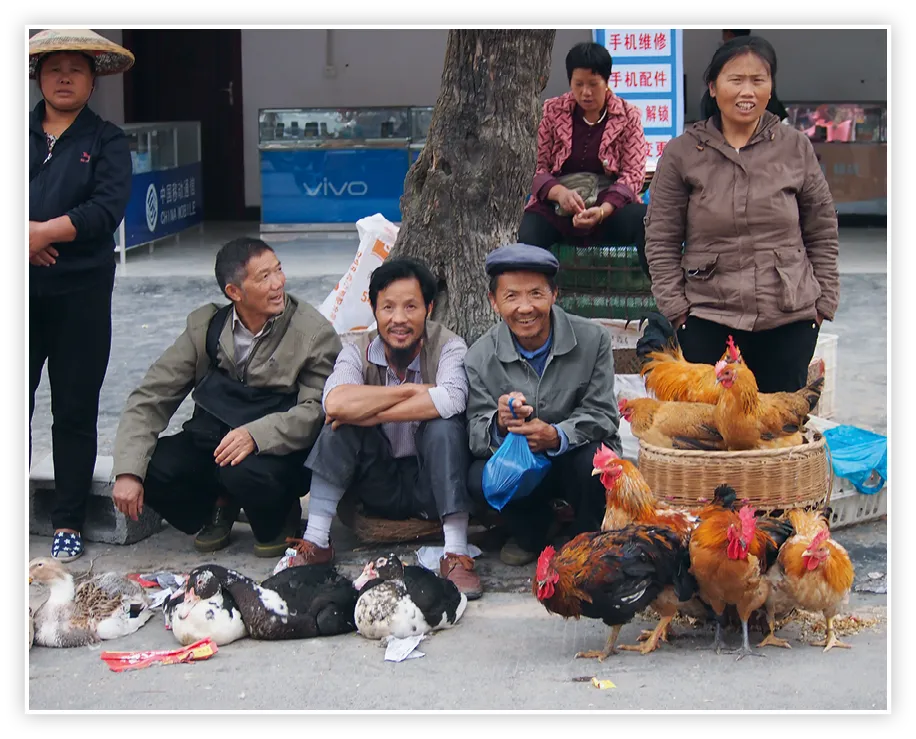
top-left (390, 30), bottom-right (556, 345)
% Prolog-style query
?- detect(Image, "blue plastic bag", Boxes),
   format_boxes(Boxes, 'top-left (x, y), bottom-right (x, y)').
top-left (482, 431), bottom-right (552, 511)
top-left (823, 425), bottom-right (887, 495)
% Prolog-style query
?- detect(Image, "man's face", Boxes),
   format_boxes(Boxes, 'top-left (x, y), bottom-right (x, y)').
top-left (489, 271), bottom-right (556, 348)
top-left (230, 249), bottom-right (286, 319)
top-left (373, 277), bottom-right (430, 365)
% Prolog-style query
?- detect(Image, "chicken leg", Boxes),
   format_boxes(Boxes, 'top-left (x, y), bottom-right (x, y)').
top-left (576, 624), bottom-right (622, 661)
top-left (757, 609), bottom-right (792, 649)
top-left (620, 616), bottom-right (673, 654)
top-left (812, 616), bottom-right (852, 652)
top-left (727, 620), bottom-right (767, 661)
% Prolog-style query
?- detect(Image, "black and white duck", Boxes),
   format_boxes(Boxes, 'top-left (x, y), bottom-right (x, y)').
top-left (28, 557), bottom-right (153, 647)
top-left (352, 554), bottom-right (468, 641)
top-left (175, 563), bottom-right (358, 640)
top-left (163, 566), bottom-right (248, 646)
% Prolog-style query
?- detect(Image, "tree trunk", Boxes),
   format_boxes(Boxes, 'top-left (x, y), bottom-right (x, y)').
top-left (390, 30), bottom-right (556, 345)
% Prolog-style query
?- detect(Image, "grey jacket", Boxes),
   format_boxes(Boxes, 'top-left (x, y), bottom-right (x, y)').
top-left (645, 112), bottom-right (840, 332)
top-left (465, 306), bottom-right (620, 459)
top-left (113, 294), bottom-right (341, 480)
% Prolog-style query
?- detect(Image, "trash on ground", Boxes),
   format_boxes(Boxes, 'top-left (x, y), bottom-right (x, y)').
top-left (100, 638), bottom-right (218, 672)
top-left (591, 677), bottom-right (616, 690)
top-left (384, 634), bottom-right (426, 662)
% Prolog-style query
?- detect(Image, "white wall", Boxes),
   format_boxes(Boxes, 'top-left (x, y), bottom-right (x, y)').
top-left (28, 28), bottom-right (125, 124)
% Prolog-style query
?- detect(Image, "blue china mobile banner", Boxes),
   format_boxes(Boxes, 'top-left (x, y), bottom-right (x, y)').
top-left (592, 29), bottom-right (685, 170)
top-left (120, 162), bottom-right (204, 248)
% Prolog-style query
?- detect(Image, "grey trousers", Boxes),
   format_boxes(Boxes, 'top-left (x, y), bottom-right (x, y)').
top-left (305, 415), bottom-right (471, 520)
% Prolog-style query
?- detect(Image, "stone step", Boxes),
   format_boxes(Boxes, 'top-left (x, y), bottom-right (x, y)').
top-left (29, 455), bottom-right (163, 545)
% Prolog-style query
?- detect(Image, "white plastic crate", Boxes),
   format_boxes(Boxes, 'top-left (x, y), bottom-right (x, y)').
top-left (827, 477), bottom-right (887, 529)
top-left (810, 332), bottom-right (837, 419)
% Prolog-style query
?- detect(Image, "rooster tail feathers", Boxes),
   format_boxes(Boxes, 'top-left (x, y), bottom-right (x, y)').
top-left (636, 312), bottom-right (679, 362)
top-left (672, 545), bottom-right (698, 602)
top-left (803, 375), bottom-right (826, 412)
top-left (712, 484), bottom-right (738, 509)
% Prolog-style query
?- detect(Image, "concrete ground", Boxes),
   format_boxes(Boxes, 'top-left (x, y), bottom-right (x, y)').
top-left (28, 224), bottom-right (889, 711)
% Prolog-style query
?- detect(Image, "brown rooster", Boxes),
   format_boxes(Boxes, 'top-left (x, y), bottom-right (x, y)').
top-left (618, 397), bottom-right (725, 450)
top-left (713, 343), bottom-right (825, 450)
top-left (759, 509), bottom-right (855, 652)
top-left (687, 485), bottom-right (795, 659)
top-left (591, 445), bottom-right (708, 653)
top-left (636, 312), bottom-right (737, 403)
top-left (534, 525), bottom-right (692, 661)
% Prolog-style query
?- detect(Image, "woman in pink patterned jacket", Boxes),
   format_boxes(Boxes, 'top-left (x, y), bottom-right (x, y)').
top-left (519, 42), bottom-right (650, 277)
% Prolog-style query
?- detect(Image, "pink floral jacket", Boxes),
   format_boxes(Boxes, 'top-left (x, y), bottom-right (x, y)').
top-left (527, 90), bottom-right (648, 210)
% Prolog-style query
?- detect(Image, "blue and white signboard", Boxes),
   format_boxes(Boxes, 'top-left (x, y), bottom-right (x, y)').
top-left (119, 162), bottom-right (204, 249)
top-left (260, 148), bottom-right (410, 225)
top-left (593, 29), bottom-right (684, 170)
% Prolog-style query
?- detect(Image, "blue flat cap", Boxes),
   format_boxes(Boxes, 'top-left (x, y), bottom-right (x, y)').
top-left (484, 243), bottom-right (559, 277)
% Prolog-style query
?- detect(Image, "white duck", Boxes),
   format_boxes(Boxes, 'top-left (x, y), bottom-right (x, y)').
top-left (163, 566), bottom-right (248, 646)
top-left (353, 554), bottom-right (467, 641)
top-left (28, 557), bottom-right (153, 647)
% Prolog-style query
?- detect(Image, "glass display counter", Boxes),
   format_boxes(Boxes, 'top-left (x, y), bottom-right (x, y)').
top-left (116, 121), bottom-right (203, 260)
top-left (259, 106), bottom-right (413, 229)
top-left (785, 102), bottom-right (886, 216)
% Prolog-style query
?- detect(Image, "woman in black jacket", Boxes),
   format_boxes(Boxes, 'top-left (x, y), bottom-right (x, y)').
top-left (28, 30), bottom-right (135, 561)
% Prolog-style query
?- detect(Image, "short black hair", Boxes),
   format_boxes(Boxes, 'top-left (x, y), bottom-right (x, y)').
top-left (724, 29), bottom-right (752, 37)
top-left (368, 257), bottom-right (437, 310)
top-left (565, 42), bottom-right (613, 83)
top-left (488, 272), bottom-right (558, 295)
top-left (214, 237), bottom-right (275, 297)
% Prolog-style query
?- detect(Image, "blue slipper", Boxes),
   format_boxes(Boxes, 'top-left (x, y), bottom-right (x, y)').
top-left (51, 530), bottom-right (84, 562)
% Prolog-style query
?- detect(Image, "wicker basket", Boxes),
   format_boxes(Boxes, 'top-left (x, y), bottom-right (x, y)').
top-left (637, 431), bottom-right (834, 514)
top-left (336, 489), bottom-right (443, 544)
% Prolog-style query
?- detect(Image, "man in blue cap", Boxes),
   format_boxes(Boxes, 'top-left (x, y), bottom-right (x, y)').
top-left (465, 243), bottom-right (623, 566)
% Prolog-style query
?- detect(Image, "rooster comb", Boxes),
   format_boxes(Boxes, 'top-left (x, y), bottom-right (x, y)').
top-left (536, 546), bottom-right (556, 581)
top-left (738, 505), bottom-right (757, 538)
top-left (810, 529), bottom-right (830, 548)
top-left (592, 443), bottom-right (619, 470)
top-left (726, 335), bottom-right (741, 362)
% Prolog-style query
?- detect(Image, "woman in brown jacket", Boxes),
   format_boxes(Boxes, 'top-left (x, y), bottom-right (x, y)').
top-left (644, 36), bottom-right (839, 393)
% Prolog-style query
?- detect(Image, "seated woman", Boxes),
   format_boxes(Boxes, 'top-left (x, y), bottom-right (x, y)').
top-left (519, 41), bottom-right (650, 277)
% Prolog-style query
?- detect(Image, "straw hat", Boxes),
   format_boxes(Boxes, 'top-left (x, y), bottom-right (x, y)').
top-left (29, 29), bottom-right (135, 78)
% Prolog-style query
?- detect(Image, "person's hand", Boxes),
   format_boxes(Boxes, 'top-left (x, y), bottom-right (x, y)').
top-left (505, 417), bottom-right (560, 453)
top-left (496, 392), bottom-right (533, 435)
top-left (214, 427), bottom-right (256, 467)
top-left (572, 206), bottom-right (604, 231)
top-left (815, 312), bottom-right (826, 327)
top-left (29, 222), bottom-right (58, 265)
top-left (113, 474), bottom-right (144, 521)
top-left (550, 186), bottom-right (586, 215)
top-left (672, 314), bottom-right (689, 332)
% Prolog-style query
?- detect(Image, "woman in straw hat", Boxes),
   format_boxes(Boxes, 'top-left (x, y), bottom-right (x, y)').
top-left (29, 29), bottom-right (135, 561)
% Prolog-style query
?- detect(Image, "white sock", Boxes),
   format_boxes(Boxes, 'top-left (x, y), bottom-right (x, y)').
top-left (442, 512), bottom-right (469, 557)
top-left (302, 474), bottom-right (344, 549)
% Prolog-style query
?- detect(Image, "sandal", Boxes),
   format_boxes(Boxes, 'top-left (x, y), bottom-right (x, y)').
top-left (51, 529), bottom-right (84, 562)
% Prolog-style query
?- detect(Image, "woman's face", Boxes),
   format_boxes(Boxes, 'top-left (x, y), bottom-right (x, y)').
top-left (569, 68), bottom-right (608, 114)
top-left (709, 52), bottom-right (772, 127)
top-left (39, 52), bottom-right (95, 113)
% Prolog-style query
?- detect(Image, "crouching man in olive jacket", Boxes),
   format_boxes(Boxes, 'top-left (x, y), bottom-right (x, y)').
top-left (112, 238), bottom-right (341, 557)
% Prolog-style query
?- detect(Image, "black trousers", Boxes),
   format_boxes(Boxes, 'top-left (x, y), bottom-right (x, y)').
top-left (143, 431), bottom-right (310, 542)
top-left (677, 315), bottom-right (821, 393)
top-left (517, 202), bottom-right (651, 279)
top-left (468, 441), bottom-right (613, 554)
top-left (29, 274), bottom-right (114, 532)
top-left (305, 416), bottom-right (472, 520)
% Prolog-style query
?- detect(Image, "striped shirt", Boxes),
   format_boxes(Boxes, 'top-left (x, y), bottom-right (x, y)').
top-left (322, 335), bottom-right (469, 458)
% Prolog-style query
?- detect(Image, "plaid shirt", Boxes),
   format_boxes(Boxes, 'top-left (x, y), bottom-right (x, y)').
top-left (322, 335), bottom-right (468, 458)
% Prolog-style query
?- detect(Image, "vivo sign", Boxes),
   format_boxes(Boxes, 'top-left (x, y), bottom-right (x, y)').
top-left (303, 178), bottom-right (368, 197)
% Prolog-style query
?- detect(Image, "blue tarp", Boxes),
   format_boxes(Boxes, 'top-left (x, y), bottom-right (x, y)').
top-left (823, 425), bottom-right (887, 495)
